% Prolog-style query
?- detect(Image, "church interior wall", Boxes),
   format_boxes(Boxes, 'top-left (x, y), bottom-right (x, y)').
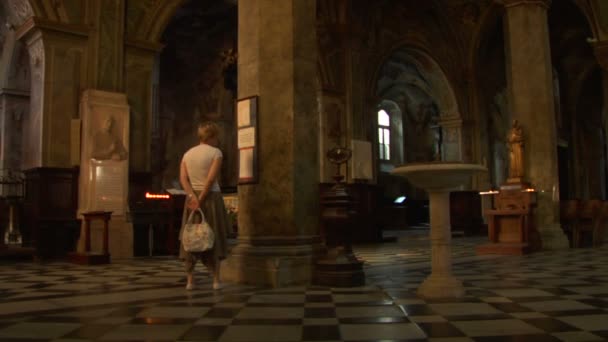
top-left (0, 0), bottom-right (607, 240)
top-left (156, 0), bottom-right (238, 190)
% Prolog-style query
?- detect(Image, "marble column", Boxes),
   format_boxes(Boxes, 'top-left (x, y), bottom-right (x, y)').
top-left (221, 0), bottom-right (322, 287)
top-left (501, 0), bottom-right (568, 249)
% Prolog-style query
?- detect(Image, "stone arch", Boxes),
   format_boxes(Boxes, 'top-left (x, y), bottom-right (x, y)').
top-left (371, 45), bottom-right (462, 163)
top-left (570, 0), bottom-right (602, 40)
top-left (548, 0), bottom-right (605, 199)
top-left (130, 1), bottom-right (188, 43)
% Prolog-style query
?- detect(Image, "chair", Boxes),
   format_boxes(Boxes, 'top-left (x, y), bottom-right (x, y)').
top-left (591, 201), bottom-right (608, 247)
top-left (560, 199), bottom-right (580, 238)
top-left (572, 199), bottom-right (602, 248)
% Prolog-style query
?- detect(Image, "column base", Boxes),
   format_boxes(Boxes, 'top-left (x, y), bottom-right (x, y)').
top-left (313, 252), bottom-right (365, 287)
top-left (539, 223), bottom-right (569, 250)
top-left (418, 274), bottom-right (465, 299)
top-left (220, 236), bottom-right (323, 287)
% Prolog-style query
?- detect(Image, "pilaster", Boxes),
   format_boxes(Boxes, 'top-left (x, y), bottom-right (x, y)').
top-left (123, 39), bottom-right (162, 172)
top-left (17, 17), bottom-right (89, 169)
top-left (501, 0), bottom-right (568, 249)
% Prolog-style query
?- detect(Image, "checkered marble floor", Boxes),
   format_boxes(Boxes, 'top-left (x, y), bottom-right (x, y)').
top-left (1, 231), bottom-right (608, 341)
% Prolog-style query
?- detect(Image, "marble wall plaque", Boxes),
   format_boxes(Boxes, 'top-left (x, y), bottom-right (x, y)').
top-left (78, 89), bottom-right (130, 216)
top-left (90, 160), bottom-right (126, 215)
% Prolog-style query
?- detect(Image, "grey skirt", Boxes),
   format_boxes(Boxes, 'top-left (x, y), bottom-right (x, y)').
top-left (179, 191), bottom-right (229, 260)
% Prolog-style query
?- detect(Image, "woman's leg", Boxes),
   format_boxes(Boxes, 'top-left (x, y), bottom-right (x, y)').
top-left (201, 252), bottom-right (221, 289)
top-left (184, 251), bottom-right (197, 289)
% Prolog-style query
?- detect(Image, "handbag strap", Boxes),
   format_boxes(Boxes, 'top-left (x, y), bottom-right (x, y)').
top-left (186, 208), bottom-right (206, 224)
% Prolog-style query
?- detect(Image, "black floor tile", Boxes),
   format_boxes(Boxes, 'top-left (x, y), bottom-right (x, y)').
top-left (473, 334), bottom-right (561, 342)
top-left (522, 317), bottom-right (581, 332)
top-left (398, 304), bottom-right (437, 316)
top-left (304, 307), bottom-right (336, 318)
top-left (576, 298), bottom-right (608, 308)
top-left (203, 307), bottom-right (242, 318)
top-left (594, 330), bottom-right (608, 338)
top-left (336, 300), bottom-right (394, 306)
top-left (232, 318), bottom-right (302, 325)
top-left (248, 302), bottom-right (302, 307)
top-left (489, 302), bottom-right (534, 313)
top-left (63, 324), bottom-right (115, 339)
top-left (339, 316), bottom-right (410, 324)
top-left (221, 294), bottom-right (251, 303)
top-left (509, 296), bottom-right (561, 303)
top-left (305, 294), bottom-right (333, 302)
top-left (539, 288), bottom-right (577, 296)
top-left (106, 306), bottom-right (147, 316)
top-left (27, 316), bottom-right (93, 324)
top-left (130, 317), bottom-right (197, 325)
top-left (181, 325), bottom-right (226, 341)
top-left (447, 313), bottom-right (512, 321)
top-left (416, 322), bottom-right (466, 338)
top-left (544, 309), bottom-right (607, 317)
top-left (302, 325), bottom-right (341, 341)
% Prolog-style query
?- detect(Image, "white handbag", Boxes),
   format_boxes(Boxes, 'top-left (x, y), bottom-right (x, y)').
top-left (182, 208), bottom-right (215, 252)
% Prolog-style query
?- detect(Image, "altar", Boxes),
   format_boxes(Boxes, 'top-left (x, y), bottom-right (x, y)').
top-left (477, 183), bottom-right (541, 255)
top-left (477, 120), bottom-right (541, 255)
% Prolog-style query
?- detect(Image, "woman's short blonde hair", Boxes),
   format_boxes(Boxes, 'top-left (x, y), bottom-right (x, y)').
top-left (197, 122), bottom-right (219, 142)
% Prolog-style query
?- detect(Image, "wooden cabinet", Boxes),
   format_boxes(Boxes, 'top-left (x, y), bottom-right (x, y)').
top-left (23, 167), bottom-right (80, 259)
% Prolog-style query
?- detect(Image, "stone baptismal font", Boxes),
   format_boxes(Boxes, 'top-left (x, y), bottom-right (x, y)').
top-left (392, 162), bottom-right (486, 298)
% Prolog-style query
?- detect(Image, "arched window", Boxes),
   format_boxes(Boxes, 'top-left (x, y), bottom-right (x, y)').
top-left (378, 109), bottom-right (390, 160)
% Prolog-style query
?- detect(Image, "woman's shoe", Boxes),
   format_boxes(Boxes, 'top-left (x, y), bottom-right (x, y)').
top-left (212, 281), bottom-right (223, 290)
top-left (186, 282), bottom-right (195, 290)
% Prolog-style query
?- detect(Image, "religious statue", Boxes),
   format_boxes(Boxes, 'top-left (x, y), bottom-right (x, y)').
top-left (507, 119), bottom-right (524, 181)
top-left (220, 48), bottom-right (237, 93)
top-left (91, 116), bottom-right (128, 161)
top-left (406, 103), bottom-right (437, 162)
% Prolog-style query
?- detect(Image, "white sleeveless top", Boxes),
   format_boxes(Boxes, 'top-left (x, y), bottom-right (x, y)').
top-left (182, 144), bottom-right (222, 192)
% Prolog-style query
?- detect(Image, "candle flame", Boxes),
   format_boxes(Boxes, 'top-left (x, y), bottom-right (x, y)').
top-left (145, 192), bottom-right (170, 199)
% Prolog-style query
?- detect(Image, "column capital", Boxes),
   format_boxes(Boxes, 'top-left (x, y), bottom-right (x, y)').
top-left (592, 40), bottom-right (608, 71)
top-left (15, 16), bottom-right (89, 42)
top-left (496, 0), bottom-right (551, 9)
